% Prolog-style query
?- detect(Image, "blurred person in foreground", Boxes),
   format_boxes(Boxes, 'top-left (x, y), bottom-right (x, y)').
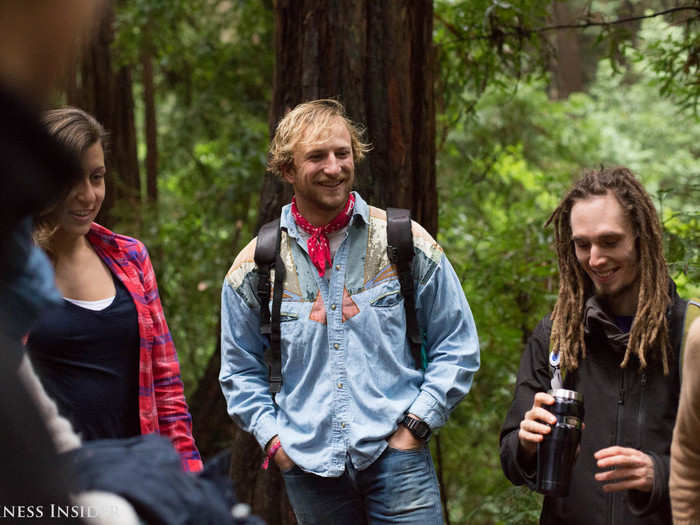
top-left (670, 316), bottom-right (700, 524)
top-left (500, 167), bottom-right (688, 524)
top-left (0, 4), bottom-right (253, 523)
top-left (26, 107), bottom-right (202, 472)
top-left (0, 0), bottom-right (108, 516)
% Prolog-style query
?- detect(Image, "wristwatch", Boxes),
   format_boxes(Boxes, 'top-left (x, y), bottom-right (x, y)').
top-left (400, 415), bottom-right (431, 440)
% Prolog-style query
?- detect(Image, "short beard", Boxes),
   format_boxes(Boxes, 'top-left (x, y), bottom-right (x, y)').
top-left (594, 278), bottom-right (640, 316)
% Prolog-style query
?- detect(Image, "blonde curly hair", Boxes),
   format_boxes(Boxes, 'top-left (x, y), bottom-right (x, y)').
top-left (268, 99), bottom-right (371, 177)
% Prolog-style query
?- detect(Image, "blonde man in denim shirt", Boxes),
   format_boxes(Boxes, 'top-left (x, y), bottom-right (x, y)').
top-left (220, 99), bottom-right (480, 525)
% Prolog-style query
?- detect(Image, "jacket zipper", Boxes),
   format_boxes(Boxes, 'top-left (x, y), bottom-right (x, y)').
top-left (610, 370), bottom-right (625, 525)
top-left (638, 372), bottom-right (647, 449)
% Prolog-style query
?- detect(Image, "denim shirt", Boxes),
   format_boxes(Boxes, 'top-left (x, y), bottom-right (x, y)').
top-left (220, 193), bottom-right (480, 476)
top-left (0, 218), bottom-right (61, 341)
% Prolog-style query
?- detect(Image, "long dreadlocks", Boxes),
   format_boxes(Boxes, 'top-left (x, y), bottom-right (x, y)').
top-left (546, 166), bottom-right (672, 374)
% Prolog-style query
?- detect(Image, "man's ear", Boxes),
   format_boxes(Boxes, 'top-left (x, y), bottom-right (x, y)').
top-left (282, 164), bottom-right (295, 185)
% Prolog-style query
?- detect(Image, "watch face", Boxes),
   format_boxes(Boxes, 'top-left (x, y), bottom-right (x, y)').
top-left (414, 423), bottom-right (429, 439)
top-left (403, 416), bottom-right (430, 439)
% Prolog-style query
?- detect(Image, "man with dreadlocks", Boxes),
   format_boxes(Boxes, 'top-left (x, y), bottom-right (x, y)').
top-left (500, 166), bottom-right (688, 524)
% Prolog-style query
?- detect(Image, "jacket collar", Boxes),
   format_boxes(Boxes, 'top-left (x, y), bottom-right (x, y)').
top-left (583, 278), bottom-right (681, 355)
top-left (86, 222), bottom-right (119, 252)
top-left (583, 295), bottom-right (629, 353)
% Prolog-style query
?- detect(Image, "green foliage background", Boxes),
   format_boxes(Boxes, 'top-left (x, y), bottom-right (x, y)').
top-left (433, 5), bottom-right (700, 522)
top-left (113, 0), bottom-right (273, 384)
top-left (105, 1), bottom-right (698, 523)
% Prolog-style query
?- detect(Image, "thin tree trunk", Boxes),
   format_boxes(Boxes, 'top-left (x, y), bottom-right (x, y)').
top-left (65, 2), bottom-right (140, 230)
top-left (189, 325), bottom-right (234, 459)
top-left (549, 1), bottom-right (584, 100)
top-left (435, 435), bottom-right (451, 525)
top-left (141, 42), bottom-right (158, 205)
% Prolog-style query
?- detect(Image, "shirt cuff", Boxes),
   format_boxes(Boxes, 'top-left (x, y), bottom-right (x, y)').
top-left (252, 412), bottom-right (278, 451)
top-left (408, 391), bottom-right (444, 431)
top-left (183, 458), bottom-right (204, 472)
top-left (514, 436), bottom-right (537, 484)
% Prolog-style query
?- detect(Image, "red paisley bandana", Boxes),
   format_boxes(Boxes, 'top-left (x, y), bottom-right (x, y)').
top-left (291, 193), bottom-right (355, 277)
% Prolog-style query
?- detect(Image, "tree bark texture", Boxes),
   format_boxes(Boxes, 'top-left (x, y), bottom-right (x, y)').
top-left (208, 3), bottom-right (438, 525)
top-left (189, 323), bottom-right (235, 460)
top-left (549, 1), bottom-right (584, 99)
top-left (66, 3), bottom-right (140, 228)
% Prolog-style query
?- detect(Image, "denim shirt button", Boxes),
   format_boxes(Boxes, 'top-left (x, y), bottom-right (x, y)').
top-left (334, 343), bottom-right (339, 350)
top-left (331, 304), bottom-right (337, 310)
top-left (335, 265), bottom-right (341, 271)
top-left (337, 383), bottom-right (343, 389)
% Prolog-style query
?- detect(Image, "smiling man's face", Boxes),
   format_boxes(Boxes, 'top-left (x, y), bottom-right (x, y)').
top-left (570, 191), bottom-right (641, 316)
top-left (283, 118), bottom-right (355, 226)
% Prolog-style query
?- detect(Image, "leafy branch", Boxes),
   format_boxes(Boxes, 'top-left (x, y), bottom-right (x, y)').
top-left (505, 5), bottom-right (700, 37)
top-left (436, 5), bottom-right (700, 43)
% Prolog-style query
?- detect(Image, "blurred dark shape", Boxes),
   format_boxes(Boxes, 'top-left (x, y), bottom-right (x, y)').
top-left (65, 434), bottom-right (266, 525)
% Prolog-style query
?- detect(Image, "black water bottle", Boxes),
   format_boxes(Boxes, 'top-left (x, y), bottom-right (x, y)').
top-left (536, 389), bottom-right (584, 497)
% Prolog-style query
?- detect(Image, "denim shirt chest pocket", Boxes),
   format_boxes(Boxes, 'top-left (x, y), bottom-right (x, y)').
top-left (271, 298), bottom-right (313, 385)
top-left (346, 279), bottom-right (411, 367)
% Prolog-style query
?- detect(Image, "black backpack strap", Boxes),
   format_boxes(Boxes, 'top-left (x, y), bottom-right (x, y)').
top-left (254, 220), bottom-right (278, 337)
top-left (386, 208), bottom-right (423, 369)
top-left (254, 218), bottom-right (285, 395)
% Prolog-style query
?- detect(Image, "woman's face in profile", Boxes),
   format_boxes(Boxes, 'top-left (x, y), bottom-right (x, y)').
top-left (54, 141), bottom-right (106, 237)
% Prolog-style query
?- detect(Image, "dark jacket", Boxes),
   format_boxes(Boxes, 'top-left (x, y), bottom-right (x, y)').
top-left (65, 434), bottom-right (265, 525)
top-left (500, 283), bottom-right (687, 525)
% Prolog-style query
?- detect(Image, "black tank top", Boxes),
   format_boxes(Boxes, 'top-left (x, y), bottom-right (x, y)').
top-left (27, 273), bottom-right (140, 440)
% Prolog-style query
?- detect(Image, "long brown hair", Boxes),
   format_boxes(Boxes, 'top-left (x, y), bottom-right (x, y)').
top-left (34, 107), bottom-right (109, 257)
top-left (546, 166), bottom-right (671, 374)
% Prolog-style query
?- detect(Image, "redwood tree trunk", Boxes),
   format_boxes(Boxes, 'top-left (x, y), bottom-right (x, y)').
top-left (66, 2), bottom-right (140, 229)
top-left (194, 3), bottom-right (437, 524)
top-left (141, 42), bottom-right (158, 205)
top-left (259, 0), bottom-right (436, 232)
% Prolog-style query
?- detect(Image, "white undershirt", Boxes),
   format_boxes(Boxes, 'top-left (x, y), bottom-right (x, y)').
top-left (64, 296), bottom-right (115, 311)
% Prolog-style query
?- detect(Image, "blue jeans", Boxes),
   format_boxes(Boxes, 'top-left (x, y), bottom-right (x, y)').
top-left (281, 445), bottom-right (443, 525)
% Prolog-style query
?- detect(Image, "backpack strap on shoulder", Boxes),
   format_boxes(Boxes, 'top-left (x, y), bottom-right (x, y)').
top-left (254, 218), bottom-right (285, 395)
top-left (255, 219), bottom-right (279, 338)
top-left (680, 298), bottom-right (700, 384)
top-left (386, 208), bottom-right (423, 370)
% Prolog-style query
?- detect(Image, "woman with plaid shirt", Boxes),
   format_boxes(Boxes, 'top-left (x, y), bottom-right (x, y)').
top-left (27, 107), bottom-right (201, 472)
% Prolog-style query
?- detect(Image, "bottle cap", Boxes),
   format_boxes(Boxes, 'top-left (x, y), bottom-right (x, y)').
top-left (548, 389), bottom-right (583, 403)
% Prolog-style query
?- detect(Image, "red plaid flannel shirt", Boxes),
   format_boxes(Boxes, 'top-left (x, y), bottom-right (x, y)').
top-left (88, 223), bottom-right (203, 472)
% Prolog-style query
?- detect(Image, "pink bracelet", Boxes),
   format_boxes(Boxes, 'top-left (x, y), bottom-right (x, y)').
top-left (261, 440), bottom-right (282, 470)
